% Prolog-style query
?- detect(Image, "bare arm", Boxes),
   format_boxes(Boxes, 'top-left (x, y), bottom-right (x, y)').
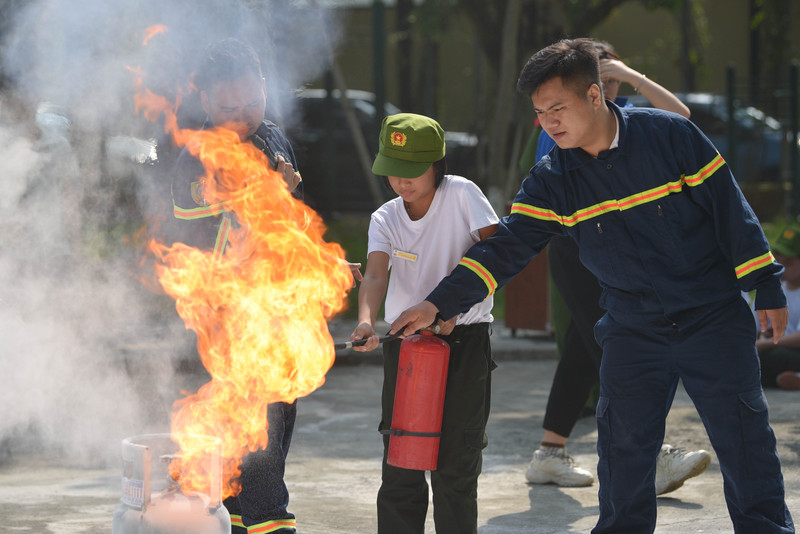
top-left (479, 224), bottom-right (499, 241)
top-left (350, 251), bottom-right (390, 351)
top-left (601, 59), bottom-right (690, 118)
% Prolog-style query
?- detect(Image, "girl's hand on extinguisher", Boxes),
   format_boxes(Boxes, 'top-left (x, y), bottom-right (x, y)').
top-left (434, 315), bottom-right (457, 336)
top-left (351, 322), bottom-right (380, 352)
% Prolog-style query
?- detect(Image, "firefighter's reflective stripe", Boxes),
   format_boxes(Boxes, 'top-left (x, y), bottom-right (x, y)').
top-left (458, 257), bottom-right (497, 297)
top-left (229, 512), bottom-right (296, 533)
top-left (511, 153), bottom-right (726, 226)
top-left (247, 518), bottom-right (297, 533)
top-left (736, 251), bottom-right (776, 279)
top-left (173, 201), bottom-right (230, 220)
top-left (683, 153), bottom-right (725, 186)
top-left (509, 203), bottom-right (571, 225)
top-left (212, 213), bottom-right (232, 260)
top-left (230, 514), bottom-right (245, 529)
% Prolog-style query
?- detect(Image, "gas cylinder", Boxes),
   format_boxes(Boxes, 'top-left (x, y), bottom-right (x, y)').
top-left (386, 330), bottom-right (450, 471)
top-left (111, 433), bottom-right (230, 534)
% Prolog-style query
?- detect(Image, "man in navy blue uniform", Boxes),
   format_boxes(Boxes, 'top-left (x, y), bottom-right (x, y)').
top-left (171, 38), bottom-right (301, 534)
top-left (391, 38), bottom-right (794, 533)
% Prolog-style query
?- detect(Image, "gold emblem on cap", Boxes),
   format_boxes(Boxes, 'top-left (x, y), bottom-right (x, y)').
top-left (786, 230), bottom-right (795, 239)
top-left (391, 132), bottom-right (407, 146)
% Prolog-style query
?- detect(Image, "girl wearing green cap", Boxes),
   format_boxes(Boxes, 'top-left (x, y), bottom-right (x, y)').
top-left (350, 113), bottom-right (499, 533)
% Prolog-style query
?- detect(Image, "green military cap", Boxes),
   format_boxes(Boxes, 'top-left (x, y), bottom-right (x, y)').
top-left (772, 223), bottom-right (800, 258)
top-left (371, 113), bottom-right (445, 178)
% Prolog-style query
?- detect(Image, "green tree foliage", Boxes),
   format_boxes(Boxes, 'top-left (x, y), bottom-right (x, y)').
top-left (457, 0), bottom-right (690, 81)
top-left (452, 0), bottom-right (697, 190)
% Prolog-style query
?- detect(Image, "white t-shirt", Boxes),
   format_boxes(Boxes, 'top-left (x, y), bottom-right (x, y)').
top-left (368, 174), bottom-right (499, 324)
top-left (783, 282), bottom-right (800, 335)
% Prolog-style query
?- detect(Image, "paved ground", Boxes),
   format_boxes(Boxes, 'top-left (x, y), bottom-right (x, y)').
top-left (1, 320), bottom-right (798, 533)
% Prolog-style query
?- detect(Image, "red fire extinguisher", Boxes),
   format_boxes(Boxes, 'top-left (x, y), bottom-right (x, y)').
top-left (386, 330), bottom-right (450, 471)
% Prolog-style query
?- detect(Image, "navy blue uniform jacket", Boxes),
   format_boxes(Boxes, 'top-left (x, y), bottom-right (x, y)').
top-left (171, 119), bottom-right (302, 255)
top-left (429, 102), bottom-right (785, 328)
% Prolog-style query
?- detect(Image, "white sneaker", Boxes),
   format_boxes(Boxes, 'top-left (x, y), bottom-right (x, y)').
top-left (655, 444), bottom-right (711, 495)
top-left (525, 447), bottom-right (594, 487)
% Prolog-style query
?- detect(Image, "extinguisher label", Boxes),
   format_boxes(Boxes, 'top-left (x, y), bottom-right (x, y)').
top-left (392, 249), bottom-right (418, 262)
top-left (121, 476), bottom-right (145, 509)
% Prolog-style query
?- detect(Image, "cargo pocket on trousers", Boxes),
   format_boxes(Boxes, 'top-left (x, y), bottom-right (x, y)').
top-left (460, 428), bottom-right (488, 473)
top-left (738, 389), bottom-right (770, 474)
top-left (738, 389), bottom-right (769, 438)
top-left (595, 396), bottom-right (611, 474)
top-left (464, 428), bottom-right (488, 452)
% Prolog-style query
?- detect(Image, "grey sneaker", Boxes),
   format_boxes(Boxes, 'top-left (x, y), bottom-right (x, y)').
top-left (655, 444), bottom-right (711, 495)
top-left (525, 447), bottom-right (594, 487)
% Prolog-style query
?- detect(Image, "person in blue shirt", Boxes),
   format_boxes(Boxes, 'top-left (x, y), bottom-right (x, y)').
top-left (526, 39), bottom-right (710, 497)
top-left (390, 38), bottom-right (794, 533)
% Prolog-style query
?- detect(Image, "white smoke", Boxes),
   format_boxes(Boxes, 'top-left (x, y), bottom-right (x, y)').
top-left (0, 0), bottom-right (340, 466)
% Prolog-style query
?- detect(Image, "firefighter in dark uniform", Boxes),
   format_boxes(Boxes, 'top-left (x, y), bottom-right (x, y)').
top-left (391, 39), bottom-right (794, 534)
top-left (171, 38), bottom-right (301, 534)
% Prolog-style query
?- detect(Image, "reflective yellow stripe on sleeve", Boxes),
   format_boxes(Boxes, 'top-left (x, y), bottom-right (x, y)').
top-left (511, 153), bottom-right (727, 227)
top-left (173, 201), bottom-right (230, 220)
top-left (683, 153), bottom-right (725, 186)
top-left (735, 251), bottom-right (776, 279)
top-left (212, 214), bottom-right (232, 260)
top-left (459, 257), bottom-right (498, 296)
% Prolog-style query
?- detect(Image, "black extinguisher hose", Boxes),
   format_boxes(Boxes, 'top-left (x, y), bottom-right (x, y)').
top-left (333, 322), bottom-right (444, 350)
top-left (333, 332), bottom-right (400, 350)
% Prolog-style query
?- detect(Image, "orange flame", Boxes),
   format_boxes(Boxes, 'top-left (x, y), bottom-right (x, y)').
top-left (143, 24), bottom-right (168, 46)
top-left (134, 27), bottom-right (352, 499)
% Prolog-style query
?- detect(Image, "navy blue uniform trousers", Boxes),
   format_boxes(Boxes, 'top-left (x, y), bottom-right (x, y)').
top-left (226, 400), bottom-right (297, 534)
top-left (592, 296), bottom-right (793, 533)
